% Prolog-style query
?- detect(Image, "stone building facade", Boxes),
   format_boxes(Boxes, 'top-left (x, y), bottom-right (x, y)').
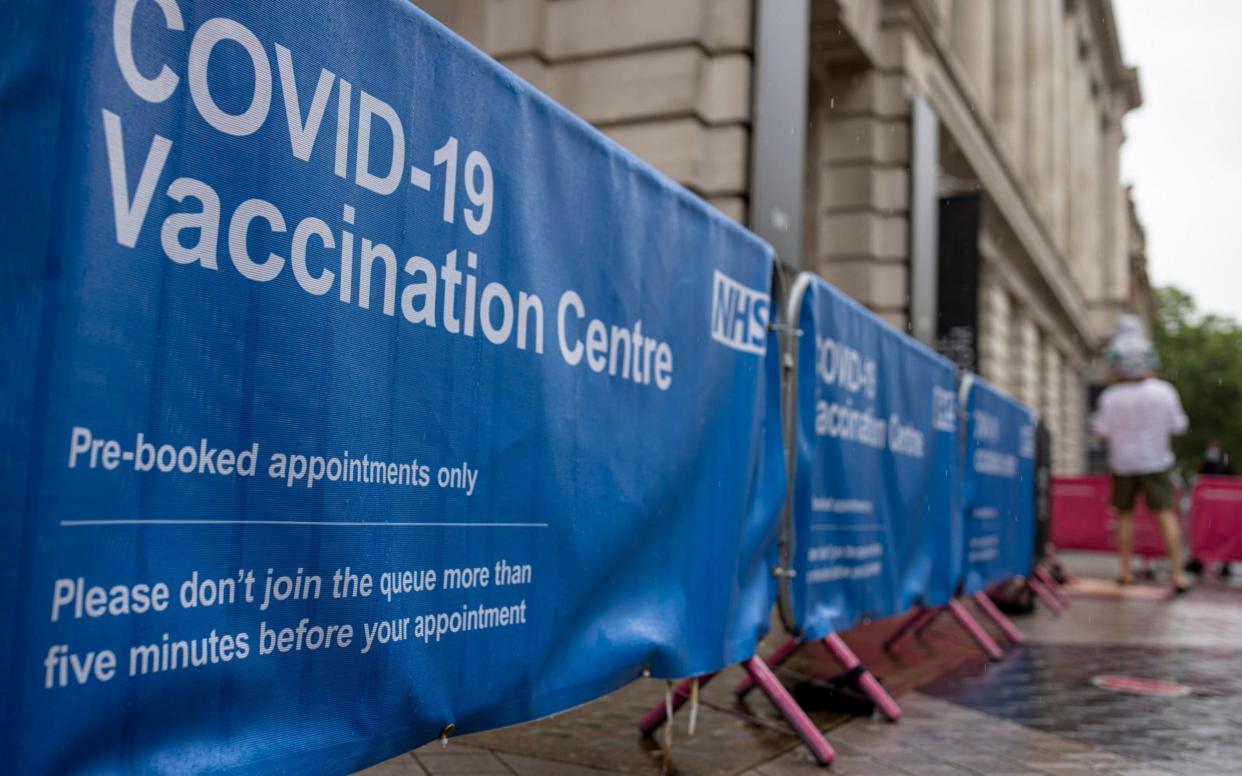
top-left (415, 0), bottom-right (1153, 475)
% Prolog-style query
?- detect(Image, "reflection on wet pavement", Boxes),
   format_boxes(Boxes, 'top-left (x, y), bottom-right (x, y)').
top-left (921, 643), bottom-right (1242, 774)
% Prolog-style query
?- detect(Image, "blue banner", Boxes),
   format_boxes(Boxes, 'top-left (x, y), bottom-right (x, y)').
top-left (0, 1), bottom-right (785, 772)
top-left (960, 376), bottom-right (1037, 594)
top-left (786, 275), bottom-right (959, 639)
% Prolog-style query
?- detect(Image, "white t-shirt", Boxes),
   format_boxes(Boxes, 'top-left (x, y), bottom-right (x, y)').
top-left (1092, 378), bottom-right (1188, 475)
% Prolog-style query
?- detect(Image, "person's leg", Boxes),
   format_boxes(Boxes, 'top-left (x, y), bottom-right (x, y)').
top-left (1112, 474), bottom-right (1138, 584)
top-left (1144, 471), bottom-right (1187, 590)
top-left (1155, 510), bottom-right (1187, 589)
top-left (1116, 511), bottom-right (1135, 584)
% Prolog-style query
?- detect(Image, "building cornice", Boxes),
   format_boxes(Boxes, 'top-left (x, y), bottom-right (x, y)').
top-left (1089, 0), bottom-right (1142, 111)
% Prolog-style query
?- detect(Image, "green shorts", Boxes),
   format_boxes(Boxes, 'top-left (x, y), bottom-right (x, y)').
top-left (1111, 470), bottom-right (1175, 512)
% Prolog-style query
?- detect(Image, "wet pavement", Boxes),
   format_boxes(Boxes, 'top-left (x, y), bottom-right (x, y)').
top-left (921, 642), bottom-right (1242, 773)
top-left (358, 551), bottom-right (1242, 775)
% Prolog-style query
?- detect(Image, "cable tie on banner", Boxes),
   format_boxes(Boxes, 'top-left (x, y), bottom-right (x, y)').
top-left (771, 565), bottom-right (797, 578)
top-left (768, 322), bottom-right (803, 337)
top-left (662, 681), bottom-right (674, 762)
top-left (688, 677), bottom-right (700, 736)
top-left (439, 723), bottom-right (455, 749)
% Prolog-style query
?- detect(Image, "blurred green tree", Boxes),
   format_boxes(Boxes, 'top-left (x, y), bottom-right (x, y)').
top-left (1153, 286), bottom-right (1242, 473)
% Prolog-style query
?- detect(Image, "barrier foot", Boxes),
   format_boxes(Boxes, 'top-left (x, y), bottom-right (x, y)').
top-left (735, 636), bottom-right (802, 699)
top-left (638, 671), bottom-right (718, 737)
top-left (1033, 566), bottom-right (1071, 606)
top-left (883, 607), bottom-right (931, 652)
top-left (743, 656), bottom-right (835, 766)
top-left (947, 599), bottom-right (1004, 661)
top-left (1028, 577), bottom-right (1064, 615)
top-left (1047, 568), bottom-right (1073, 605)
top-left (972, 591), bottom-right (1025, 645)
top-left (1042, 553), bottom-right (1077, 585)
top-left (822, 633), bottom-right (902, 721)
top-left (1052, 558), bottom-right (1078, 585)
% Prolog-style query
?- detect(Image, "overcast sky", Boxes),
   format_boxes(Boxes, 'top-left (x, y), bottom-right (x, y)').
top-left (1114, 0), bottom-right (1242, 321)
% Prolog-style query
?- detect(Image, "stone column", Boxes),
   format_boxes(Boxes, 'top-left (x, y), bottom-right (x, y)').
top-left (978, 269), bottom-right (1011, 393)
top-left (1043, 343), bottom-right (1063, 472)
top-left (1099, 104), bottom-right (1123, 302)
top-left (1068, 52), bottom-right (1091, 289)
top-left (813, 68), bottom-right (912, 325)
top-left (1024, 0), bottom-right (1052, 217)
top-left (1052, 1), bottom-right (1071, 255)
top-left (1044, 0), bottom-right (1059, 241)
top-left (1075, 81), bottom-right (1101, 298)
top-left (1113, 181), bottom-right (1130, 301)
top-left (1062, 363), bottom-right (1085, 474)
top-left (1013, 315), bottom-right (1041, 412)
top-left (935, 0), bottom-right (954, 31)
top-left (992, 0), bottom-right (1026, 170)
top-left (951, 0), bottom-right (994, 116)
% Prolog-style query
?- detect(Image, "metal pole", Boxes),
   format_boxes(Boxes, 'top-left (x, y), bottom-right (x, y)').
top-left (749, 0), bottom-right (810, 269)
top-left (909, 95), bottom-right (940, 344)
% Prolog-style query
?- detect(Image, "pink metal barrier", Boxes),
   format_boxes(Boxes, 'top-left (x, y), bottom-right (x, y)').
top-left (1032, 567), bottom-right (1071, 607)
top-left (946, 599), bottom-right (1004, 660)
top-left (1050, 475), bottom-right (1176, 557)
top-left (972, 591), bottom-right (1026, 644)
top-left (883, 595), bottom-right (1018, 663)
top-left (733, 634), bottom-right (903, 722)
top-left (637, 658), bottom-right (835, 766)
top-left (1190, 475), bottom-right (1242, 563)
top-left (1027, 576), bottom-right (1064, 614)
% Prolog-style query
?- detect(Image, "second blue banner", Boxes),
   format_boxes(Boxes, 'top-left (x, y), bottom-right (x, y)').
top-left (786, 275), bottom-right (961, 639)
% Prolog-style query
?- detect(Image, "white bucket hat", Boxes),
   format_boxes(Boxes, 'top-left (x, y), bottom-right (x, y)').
top-left (1106, 314), bottom-right (1157, 379)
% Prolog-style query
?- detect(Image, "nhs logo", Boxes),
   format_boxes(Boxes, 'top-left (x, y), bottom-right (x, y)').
top-left (931, 385), bottom-right (957, 432)
top-left (710, 270), bottom-right (769, 355)
top-left (1019, 424), bottom-right (1036, 459)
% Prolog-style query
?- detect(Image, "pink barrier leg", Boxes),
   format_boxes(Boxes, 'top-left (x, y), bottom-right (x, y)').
top-left (1028, 577), bottom-right (1064, 615)
top-left (743, 656), bottom-right (835, 766)
top-left (1033, 567), bottom-right (1071, 606)
top-left (883, 607), bottom-right (932, 651)
top-left (972, 591), bottom-right (1025, 645)
top-left (822, 633), bottom-right (902, 722)
top-left (735, 636), bottom-right (803, 699)
top-left (637, 671), bottom-right (718, 737)
top-left (1048, 569), bottom-right (1073, 605)
top-left (913, 607), bottom-right (945, 639)
top-left (947, 598), bottom-right (1004, 661)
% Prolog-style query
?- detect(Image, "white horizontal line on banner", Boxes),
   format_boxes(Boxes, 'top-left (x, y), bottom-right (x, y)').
top-left (59, 519), bottom-right (549, 528)
top-left (811, 523), bottom-right (885, 531)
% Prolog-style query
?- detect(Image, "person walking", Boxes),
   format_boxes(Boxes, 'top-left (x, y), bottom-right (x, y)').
top-left (1199, 440), bottom-right (1235, 477)
top-left (1092, 316), bottom-right (1190, 593)
top-left (1186, 441), bottom-right (1237, 579)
